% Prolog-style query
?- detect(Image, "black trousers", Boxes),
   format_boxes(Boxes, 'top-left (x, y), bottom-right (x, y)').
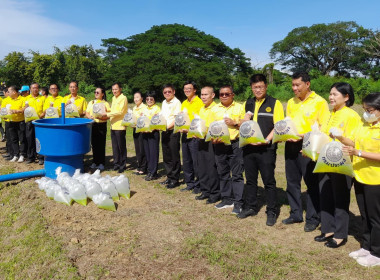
top-left (92, 122), bottom-right (107, 165)
top-left (182, 134), bottom-right (200, 190)
top-left (111, 129), bottom-right (127, 168)
top-left (133, 128), bottom-right (147, 172)
top-left (142, 130), bottom-right (160, 175)
top-left (214, 140), bottom-right (244, 206)
top-left (161, 130), bottom-right (181, 183)
top-left (319, 173), bottom-right (352, 239)
top-left (354, 179), bottom-right (380, 258)
top-left (243, 144), bottom-right (277, 214)
top-left (198, 139), bottom-right (220, 200)
top-left (285, 141), bottom-right (320, 225)
top-left (9, 121), bottom-right (26, 157)
top-left (25, 121), bottom-right (36, 160)
top-left (5, 122), bottom-right (13, 156)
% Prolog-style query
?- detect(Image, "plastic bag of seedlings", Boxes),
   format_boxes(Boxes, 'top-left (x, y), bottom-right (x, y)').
top-left (92, 102), bottom-right (106, 118)
top-left (187, 115), bottom-right (207, 139)
top-left (92, 192), bottom-right (116, 211)
top-left (205, 120), bottom-right (231, 145)
top-left (54, 187), bottom-right (73, 206)
top-left (98, 178), bottom-right (119, 201)
top-left (24, 105), bottom-right (39, 122)
top-left (173, 110), bottom-right (191, 133)
top-left (0, 104), bottom-right (12, 119)
top-left (65, 103), bottom-right (80, 118)
top-left (45, 106), bottom-right (59, 118)
top-left (45, 182), bottom-right (61, 199)
top-left (302, 123), bottom-right (330, 161)
top-left (239, 120), bottom-right (266, 147)
top-left (150, 113), bottom-right (167, 131)
top-left (313, 141), bottom-right (355, 177)
top-left (135, 115), bottom-right (151, 133)
top-left (35, 177), bottom-right (51, 191)
top-left (69, 182), bottom-right (88, 206)
top-left (121, 109), bottom-right (136, 127)
top-left (273, 117), bottom-right (301, 143)
top-left (83, 179), bottom-right (102, 200)
top-left (112, 175), bottom-right (130, 199)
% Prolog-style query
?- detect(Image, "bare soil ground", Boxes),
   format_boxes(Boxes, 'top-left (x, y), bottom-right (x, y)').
top-left (0, 133), bottom-right (379, 280)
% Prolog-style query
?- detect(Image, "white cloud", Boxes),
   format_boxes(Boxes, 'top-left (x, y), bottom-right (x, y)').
top-left (0, 0), bottom-right (82, 58)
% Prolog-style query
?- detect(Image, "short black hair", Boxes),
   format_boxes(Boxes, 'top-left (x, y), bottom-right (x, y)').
top-left (70, 81), bottom-right (78, 87)
top-left (146, 91), bottom-right (157, 99)
top-left (134, 91), bottom-right (143, 99)
top-left (30, 82), bottom-right (39, 88)
top-left (8, 85), bottom-right (18, 92)
top-left (250, 74), bottom-right (267, 85)
top-left (292, 71), bottom-right (310, 83)
top-left (330, 82), bottom-right (355, 107)
top-left (50, 83), bottom-right (60, 90)
top-left (363, 92), bottom-right (380, 111)
top-left (41, 87), bottom-right (49, 96)
top-left (183, 81), bottom-right (197, 90)
top-left (219, 85), bottom-right (234, 93)
top-left (112, 82), bottom-right (122, 88)
top-left (162, 84), bottom-right (175, 91)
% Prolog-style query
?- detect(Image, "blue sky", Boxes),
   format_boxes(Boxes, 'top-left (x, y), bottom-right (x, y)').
top-left (1, 0), bottom-right (380, 67)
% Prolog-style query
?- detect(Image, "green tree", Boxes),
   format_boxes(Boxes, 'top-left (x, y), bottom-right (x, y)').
top-left (28, 52), bottom-right (63, 86)
top-left (269, 21), bottom-right (372, 76)
top-left (102, 24), bottom-right (252, 99)
top-left (0, 52), bottom-right (31, 87)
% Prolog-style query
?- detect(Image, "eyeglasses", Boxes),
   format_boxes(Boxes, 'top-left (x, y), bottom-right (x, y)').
top-left (50, 88), bottom-right (58, 90)
top-left (146, 97), bottom-right (155, 101)
top-left (220, 93), bottom-right (232, 97)
top-left (252, 86), bottom-right (266, 90)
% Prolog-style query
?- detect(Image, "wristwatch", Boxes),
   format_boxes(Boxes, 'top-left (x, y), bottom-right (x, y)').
top-left (358, 150), bottom-right (362, 157)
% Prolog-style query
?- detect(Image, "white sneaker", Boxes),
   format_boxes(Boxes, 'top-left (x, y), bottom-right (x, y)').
top-left (17, 155), bottom-right (24, 163)
top-left (10, 156), bottom-right (18, 162)
top-left (90, 163), bottom-right (97, 169)
top-left (357, 254), bottom-right (380, 267)
top-left (98, 164), bottom-right (105, 171)
top-left (349, 248), bottom-right (370, 259)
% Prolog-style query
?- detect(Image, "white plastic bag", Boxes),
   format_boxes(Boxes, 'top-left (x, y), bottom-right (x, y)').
top-left (99, 178), bottom-right (119, 201)
top-left (92, 102), bottom-right (106, 118)
top-left (0, 104), bottom-right (12, 119)
top-left (54, 187), bottom-right (73, 206)
top-left (69, 183), bottom-right (88, 206)
top-left (45, 107), bottom-right (59, 118)
top-left (65, 103), bottom-right (79, 118)
top-left (92, 192), bottom-right (116, 211)
top-left (83, 179), bottom-right (102, 200)
top-left (121, 109), bottom-right (136, 127)
top-left (112, 175), bottom-right (130, 199)
top-left (24, 106), bottom-right (39, 122)
top-left (205, 120), bottom-right (231, 145)
top-left (150, 113), bottom-right (167, 131)
top-left (187, 115), bottom-right (207, 139)
top-left (135, 115), bottom-right (151, 133)
top-left (302, 123), bottom-right (330, 161)
top-left (174, 110), bottom-right (191, 133)
top-left (273, 117), bottom-right (301, 143)
top-left (239, 120), bottom-right (266, 147)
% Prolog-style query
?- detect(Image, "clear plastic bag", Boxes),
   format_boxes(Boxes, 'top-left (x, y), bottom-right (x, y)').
top-left (92, 102), bottom-right (105, 118)
top-left (65, 103), bottom-right (80, 118)
top-left (174, 111), bottom-right (191, 133)
top-left (83, 179), bottom-right (102, 200)
top-left (0, 104), bottom-right (12, 119)
top-left (24, 106), bottom-right (39, 122)
top-left (112, 175), bottom-right (130, 199)
top-left (273, 117), bottom-right (301, 143)
top-left (69, 183), bottom-right (88, 206)
top-left (187, 115), bottom-right (207, 139)
top-left (136, 115), bottom-right (151, 133)
top-left (98, 178), bottom-right (119, 201)
top-left (121, 109), bottom-right (136, 127)
top-left (54, 187), bottom-right (73, 206)
top-left (239, 121), bottom-right (266, 147)
top-left (92, 192), bottom-right (116, 211)
top-left (150, 114), bottom-right (167, 131)
top-left (313, 141), bottom-right (355, 177)
top-left (302, 123), bottom-right (330, 161)
top-left (205, 120), bottom-right (231, 145)
top-left (45, 107), bottom-right (59, 118)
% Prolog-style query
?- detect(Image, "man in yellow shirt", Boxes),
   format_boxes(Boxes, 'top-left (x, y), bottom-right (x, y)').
top-left (237, 74), bottom-right (284, 226)
top-left (24, 82), bottom-right (44, 164)
top-left (1, 88), bottom-right (13, 159)
top-left (102, 83), bottom-right (128, 173)
top-left (180, 81), bottom-right (204, 193)
top-left (42, 84), bottom-right (64, 117)
top-left (63, 81), bottom-right (88, 117)
top-left (282, 72), bottom-right (330, 232)
top-left (210, 85), bottom-right (245, 215)
top-left (7, 86), bottom-right (27, 162)
top-left (195, 86), bottom-right (220, 204)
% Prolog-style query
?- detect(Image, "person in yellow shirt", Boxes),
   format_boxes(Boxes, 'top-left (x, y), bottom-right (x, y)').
top-left (340, 92), bottom-right (380, 267)
top-left (210, 85), bottom-right (245, 215)
top-left (85, 87), bottom-right (110, 171)
top-left (40, 86), bottom-right (48, 104)
top-left (63, 81), bottom-right (88, 117)
top-left (195, 86), bottom-right (220, 204)
top-left (313, 82), bottom-right (361, 248)
top-left (7, 86), bottom-right (27, 162)
top-left (132, 91), bottom-right (147, 175)
top-left (24, 82), bottom-right (44, 164)
top-left (142, 91), bottom-right (161, 181)
top-left (0, 96), bottom-right (4, 142)
top-left (1, 88), bottom-right (13, 159)
top-left (282, 72), bottom-right (330, 233)
top-left (180, 81), bottom-right (204, 193)
top-left (101, 83), bottom-right (128, 173)
top-left (43, 84), bottom-right (64, 118)
top-left (237, 74), bottom-right (285, 226)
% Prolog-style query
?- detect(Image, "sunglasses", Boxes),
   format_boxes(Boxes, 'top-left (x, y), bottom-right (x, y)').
top-left (220, 93), bottom-right (232, 97)
top-left (146, 97), bottom-right (155, 101)
top-left (94, 91), bottom-right (102, 94)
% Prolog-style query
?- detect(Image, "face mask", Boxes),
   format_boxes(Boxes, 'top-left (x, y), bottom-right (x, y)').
top-left (363, 111), bottom-right (379, 123)
top-left (39, 91), bottom-right (43, 96)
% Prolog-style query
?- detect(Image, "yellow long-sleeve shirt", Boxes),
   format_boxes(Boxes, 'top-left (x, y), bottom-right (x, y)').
top-left (107, 94), bottom-right (128, 130)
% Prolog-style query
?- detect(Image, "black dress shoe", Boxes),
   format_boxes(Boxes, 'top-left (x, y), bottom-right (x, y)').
top-left (166, 182), bottom-right (180, 189)
top-left (325, 238), bottom-right (347, 248)
top-left (304, 223), bottom-right (319, 232)
top-left (282, 217), bottom-right (303, 225)
top-left (26, 158), bottom-right (34, 164)
top-left (192, 188), bottom-right (201, 194)
top-left (195, 194), bottom-right (209, 200)
top-left (180, 185), bottom-right (193, 192)
top-left (2, 154), bottom-right (10, 158)
top-left (144, 173), bottom-right (152, 181)
top-left (237, 208), bottom-right (258, 219)
top-left (113, 165), bottom-right (120, 171)
top-left (38, 159), bottom-right (44, 165)
top-left (159, 178), bottom-right (170, 185)
top-left (206, 197), bottom-right (220, 204)
top-left (118, 167), bottom-right (126, 173)
top-left (314, 233), bottom-right (334, 242)
top-left (266, 212), bottom-right (277, 226)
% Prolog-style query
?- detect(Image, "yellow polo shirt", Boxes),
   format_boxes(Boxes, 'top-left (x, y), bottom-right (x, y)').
top-left (286, 91), bottom-right (330, 135)
top-left (25, 94), bottom-right (44, 117)
top-left (63, 94), bottom-right (88, 116)
top-left (321, 106), bottom-right (362, 141)
top-left (143, 104), bottom-right (161, 119)
top-left (353, 122), bottom-right (380, 185)
top-left (1, 96), bottom-right (11, 122)
top-left (86, 100), bottom-right (111, 123)
top-left (209, 101), bottom-right (245, 140)
top-left (107, 94), bottom-right (128, 130)
top-left (199, 101), bottom-right (217, 127)
top-left (43, 95), bottom-right (64, 113)
top-left (132, 103), bottom-right (147, 119)
top-left (181, 96), bottom-right (204, 121)
top-left (9, 95), bottom-right (26, 122)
